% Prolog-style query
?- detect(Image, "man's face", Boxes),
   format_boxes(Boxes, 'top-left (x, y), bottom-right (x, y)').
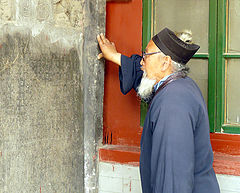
top-left (137, 40), bottom-right (166, 100)
top-left (138, 40), bottom-right (173, 100)
top-left (140, 40), bottom-right (165, 81)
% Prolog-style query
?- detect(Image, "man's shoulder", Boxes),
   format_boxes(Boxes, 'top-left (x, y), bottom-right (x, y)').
top-left (151, 77), bottom-right (202, 110)
top-left (158, 77), bottom-right (198, 98)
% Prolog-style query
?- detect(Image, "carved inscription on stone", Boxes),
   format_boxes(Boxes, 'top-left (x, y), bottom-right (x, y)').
top-left (36, 0), bottom-right (52, 22)
top-left (0, 0), bottom-right (13, 21)
top-left (0, 31), bottom-right (84, 192)
top-left (53, 0), bottom-right (84, 28)
top-left (19, 0), bottom-right (32, 19)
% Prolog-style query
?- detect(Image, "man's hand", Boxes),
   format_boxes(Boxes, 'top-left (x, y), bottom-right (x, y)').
top-left (97, 33), bottom-right (121, 66)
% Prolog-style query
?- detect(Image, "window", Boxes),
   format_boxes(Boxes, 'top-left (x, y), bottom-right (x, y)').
top-left (141, 0), bottom-right (240, 134)
top-left (217, 0), bottom-right (240, 133)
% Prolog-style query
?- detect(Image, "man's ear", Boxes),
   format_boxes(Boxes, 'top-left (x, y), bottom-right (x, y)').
top-left (161, 56), bottom-right (171, 72)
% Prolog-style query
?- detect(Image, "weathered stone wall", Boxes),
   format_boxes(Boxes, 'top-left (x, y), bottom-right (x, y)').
top-left (0, 0), bottom-right (105, 192)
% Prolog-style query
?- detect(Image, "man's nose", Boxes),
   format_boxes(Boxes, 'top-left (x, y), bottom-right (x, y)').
top-left (140, 59), bottom-right (145, 71)
top-left (140, 59), bottom-right (144, 66)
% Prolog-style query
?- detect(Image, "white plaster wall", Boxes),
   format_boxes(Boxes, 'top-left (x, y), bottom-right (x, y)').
top-left (99, 162), bottom-right (141, 193)
top-left (99, 162), bottom-right (240, 193)
top-left (217, 174), bottom-right (240, 193)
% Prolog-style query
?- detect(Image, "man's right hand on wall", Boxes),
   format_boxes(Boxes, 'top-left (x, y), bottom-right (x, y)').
top-left (97, 33), bottom-right (121, 66)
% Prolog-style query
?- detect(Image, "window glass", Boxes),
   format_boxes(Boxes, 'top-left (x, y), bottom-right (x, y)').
top-left (188, 59), bottom-right (208, 104)
top-left (226, 59), bottom-right (240, 124)
top-left (154, 0), bottom-right (209, 53)
top-left (227, 0), bottom-right (240, 53)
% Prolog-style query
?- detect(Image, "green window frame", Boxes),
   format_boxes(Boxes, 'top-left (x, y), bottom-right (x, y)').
top-left (216, 0), bottom-right (240, 133)
top-left (141, 0), bottom-right (240, 134)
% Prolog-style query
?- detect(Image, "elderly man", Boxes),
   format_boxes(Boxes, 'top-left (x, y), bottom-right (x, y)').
top-left (97, 28), bottom-right (220, 193)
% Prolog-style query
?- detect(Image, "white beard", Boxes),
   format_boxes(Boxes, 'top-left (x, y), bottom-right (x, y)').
top-left (137, 71), bottom-right (157, 100)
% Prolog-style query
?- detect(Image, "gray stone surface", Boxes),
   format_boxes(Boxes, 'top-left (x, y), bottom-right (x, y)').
top-left (0, 0), bottom-right (105, 192)
top-left (82, 0), bottom-right (106, 192)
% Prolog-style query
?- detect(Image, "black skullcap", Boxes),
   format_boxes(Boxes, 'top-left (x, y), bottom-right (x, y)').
top-left (152, 28), bottom-right (200, 64)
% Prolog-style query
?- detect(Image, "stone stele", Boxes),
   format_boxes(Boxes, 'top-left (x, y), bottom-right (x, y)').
top-left (0, 0), bottom-right (105, 192)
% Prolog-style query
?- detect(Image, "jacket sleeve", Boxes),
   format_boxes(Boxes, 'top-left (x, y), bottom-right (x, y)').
top-left (119, 54), bottom-right (143, 95)
top-left (151, 102), bottom-right (195, 193)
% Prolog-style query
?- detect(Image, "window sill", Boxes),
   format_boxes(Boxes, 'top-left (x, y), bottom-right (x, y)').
top-left (99, 133), bottom-right (240, 176)
top-left (213, 152), bottom-right (240, 176)
top-left (99, 145), bottom-right (140, 166)
top-left (211, 133), bottom-right (240, 176)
